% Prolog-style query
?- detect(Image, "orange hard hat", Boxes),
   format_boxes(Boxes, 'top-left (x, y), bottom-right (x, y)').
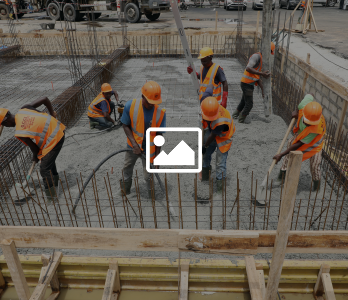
top-left (198, 47), bottom-right (214, 60)
top-left (101, 83), bottom-right (113, 93)
top-left (201, 97), bottom-right (220, 121)
top-left (271, 42), bottom-right (275, 55)
top-left (0, 108), bottom-right (9, 125)
top-left (303, 102), bottom-right (322, 125)
top-left (141, 81), bottom-right (162, 104)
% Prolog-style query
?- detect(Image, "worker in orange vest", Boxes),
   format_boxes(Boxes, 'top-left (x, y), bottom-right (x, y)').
top-left (0, 97), bottom-right (66, 199)
top-left (121, 81), bottom-right (166, 198)
top-left (201, 96), bottom-right (235, 192)
top-left (87, 83), bottom-right (118, 130)
top-left (273, 95), bottom-right (326, 191)
top-left (187, 47), bottom-right (229, 108)
top-left (232, 42), bottom-right (275, 123)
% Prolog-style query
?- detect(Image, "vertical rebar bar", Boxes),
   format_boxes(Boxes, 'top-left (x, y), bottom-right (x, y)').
top-left (194, 173), bottom-right (198, 230)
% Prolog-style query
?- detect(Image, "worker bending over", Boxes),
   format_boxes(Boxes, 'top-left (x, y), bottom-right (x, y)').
top-left (201, 96), bottom-right (235, 192)
top-left (187, 47), bottom-right (229, 108)
top-left (273, 95), bottom-right (326, 191)
top-left (121, 81), bottom-right (166, 198)
top-left (88, 83), bottom-right (118, 129)
top-left (232, 42), bottom-right (274, 123)
top-left (0, 97), bottom-right (65, 198)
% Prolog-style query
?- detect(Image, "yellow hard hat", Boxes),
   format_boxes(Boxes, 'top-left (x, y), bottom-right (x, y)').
top-left (198, 47), bottom-right (214, 59)
top-left (0, 108), bottom-right (9, 125)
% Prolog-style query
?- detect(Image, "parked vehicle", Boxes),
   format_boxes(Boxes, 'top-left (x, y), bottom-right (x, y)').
top-left (0, 0), bottom-right (43, 20)
top-left (314, 0), bottom-right (337, 6)
top-left (252, 0), bottom-right (275, 9)
top-left (224, 0), bottom-right (247, 10)
top-left (279, 0), bottom-right (300, 9)
top-left (46, 0), bottom-right (171, 23)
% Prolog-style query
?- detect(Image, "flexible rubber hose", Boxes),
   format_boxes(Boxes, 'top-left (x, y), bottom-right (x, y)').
top-left (72, 149), bottom-right (169, 215)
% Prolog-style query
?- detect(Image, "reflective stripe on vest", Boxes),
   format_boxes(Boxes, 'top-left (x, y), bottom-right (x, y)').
top-left (199, 63), bottom-right (222, 103)
top-left (241, 53), bottom-right (262, 85)
top-left (302, 136), bottom-right (324, 154)
top-left (87, 94), bottom-right (111, 118)
top-left (131, 98), bottom-right (144, 140)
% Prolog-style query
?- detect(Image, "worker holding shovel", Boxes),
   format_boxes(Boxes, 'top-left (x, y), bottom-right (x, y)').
top-left (0, 97), bottom-right (66, 200)
top-left (273, 95), bottom-right (326, 191)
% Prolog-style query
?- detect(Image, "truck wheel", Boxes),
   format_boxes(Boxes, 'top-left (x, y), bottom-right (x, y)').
top-left (63, 3), bottom-right (78, 21)
top-left (0, 4), bottom-right (9, 20)
top-left (47, 2), bottom-right (62, 21)
top-left (145, 13), bottom-right (160, 21)
top-left (125, 3), bottom-right (141, 23)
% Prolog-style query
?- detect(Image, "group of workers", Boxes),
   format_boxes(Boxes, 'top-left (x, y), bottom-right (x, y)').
top-left (0, 43), bottom-right (326, 201)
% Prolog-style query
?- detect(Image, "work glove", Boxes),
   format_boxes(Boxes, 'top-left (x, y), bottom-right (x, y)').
top-left (202, 146), bottom-right (207, 155)
top-left (221, 91), bottom-right (228, 108)
top-left (187, 66), bottom-right (193, 74)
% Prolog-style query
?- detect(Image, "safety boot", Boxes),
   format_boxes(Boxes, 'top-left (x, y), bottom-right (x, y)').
top-left (90, 121), bottom-right (99, 129)
top-left (120, 180), bottom-right (132, 196)
top-left (232, 109), bottom-right (240, 119)
top-left (312, 180), bottom-right (320, 192)
top-left (238, 114), bottom-right (247, 123)
top-left (276, 169), bottom-right (286, 184)
top-left (216, 179), bottom-right (223, 194)
top-left (53, 174), bottom-right (59, 187)
top-left (45, 186), bottom-right (57, 202)
top-left (202, 166), bottom-right (212, 182)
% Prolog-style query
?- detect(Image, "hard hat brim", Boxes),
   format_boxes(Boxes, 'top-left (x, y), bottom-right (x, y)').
top-left (144, 94), bottom-right (162, 105)
top-left (202, 106), bottom-right (220, 121)
top-left (102, 89), bottom-right (113, 93)
top-left (0, 108), bottom-right (9, 125)
top-left (198, 54), bottom-right (212, 60)
top-left (303, 115), bottom-right (320, 125)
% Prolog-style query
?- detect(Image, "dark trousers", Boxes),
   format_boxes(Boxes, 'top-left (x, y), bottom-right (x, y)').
top-left (237, 82), bottom-right (254, 116)
top-left (40, 135), bottom-right (65, 189)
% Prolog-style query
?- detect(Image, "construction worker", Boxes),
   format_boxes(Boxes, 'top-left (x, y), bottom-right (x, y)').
top-left (0, 97), bottom-right (65, 198)
top-left (232, 42), bottom-right (275, 123)
top-left (201, 96), bottom-right (235, 192)
top-left (121, 81), bottom-right (166, 198)
top-left (273, 95), bottom-right (326, 191)
top-left (87, 83), bottom-right (118, 129)
top-left (187, 47), bottom-right (228, 108)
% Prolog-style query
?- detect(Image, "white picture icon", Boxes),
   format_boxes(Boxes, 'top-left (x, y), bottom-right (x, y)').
top-left (146, 127), bottom-right (202, 173)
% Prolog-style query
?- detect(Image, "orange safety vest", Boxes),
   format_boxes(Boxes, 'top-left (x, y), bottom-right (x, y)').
top-left (87, 93), bottom-right (111, 118)
top-left (127, 99), bottom-right (166, 163)
top-left (241, 53), bottom-right (263, 86)
top-left (292, 109), bottom-right (326, 161)
top-left (199, 63), bottom-right (223, 104)
top-left (15, 109), bottom-right (66, 160)
top-left (203, 106), bottom-right (236, 153)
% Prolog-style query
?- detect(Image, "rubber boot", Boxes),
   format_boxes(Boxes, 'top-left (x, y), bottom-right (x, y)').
top-left (232, 109), bottom-right (240, 119)
top-left (45, 186), bottom-right (57, 202)
top-left (120, 180), bottom-right (132, 196)
top-left (53, 175), bottom-right (59, 187)
top-left (238, 114), bottom-right (247, 123)
top-left (312, 180), bottom-right (320, 192)
top-left (216, 179), bottom-right (223, 194)
top-left (90, 121), bottom-right (99, 129)
top-left (277, 169), bottom-right (286, 184)
top-left (202, 166), bottom-right (211, 182)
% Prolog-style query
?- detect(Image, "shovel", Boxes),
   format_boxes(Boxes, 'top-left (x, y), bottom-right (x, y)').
top-left (254, 118), bottom-right (296, 207)
top-left (16, 161), bottom-right (36, 189)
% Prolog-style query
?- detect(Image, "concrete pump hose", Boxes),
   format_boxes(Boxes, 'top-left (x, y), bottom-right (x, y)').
top-left (72, 149), bottom-right (168, 215)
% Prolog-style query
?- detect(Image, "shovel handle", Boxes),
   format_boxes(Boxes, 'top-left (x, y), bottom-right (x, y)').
top-left (267, 118), bottom-right (296, 176)
top-left (0, 126), bottom-right (4, 137)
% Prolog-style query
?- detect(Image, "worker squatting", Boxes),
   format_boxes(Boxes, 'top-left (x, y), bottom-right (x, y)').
top-left (0, 45), bottom-right (326, 200)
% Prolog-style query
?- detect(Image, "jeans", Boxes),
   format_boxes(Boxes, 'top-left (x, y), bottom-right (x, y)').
top-left (237, 82), bottom-right (254, 116)
top-left (202, 129), bottom-right (229, 180)
top-left (89, 101), bottom-right (116, 128)
top-left (122, 150), bottom-right (151, 182)
top-left (40, 135), bottom-right (65, 189)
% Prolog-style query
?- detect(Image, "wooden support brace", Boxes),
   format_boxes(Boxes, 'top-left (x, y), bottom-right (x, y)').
top-left (255, 263), bottom-right (266, 300)
top-left (314, 264), bottom-right (336, 300)
top-left (102, 260), bottom-right (120, 300)
top-left (41, 254), bottom-right (60, 293)
top-left (179, 263), bottom-right (189, 300)
top-left (30, 252), bottom-right (63, 300)
top-left (245, 256), bottom-right (263, 300)
top-left (301, 53), bottom-right (310, 94)
top-left (335, 100), bottom-right (348, 143)
top-left (1, 239), bottom-right (30, 300)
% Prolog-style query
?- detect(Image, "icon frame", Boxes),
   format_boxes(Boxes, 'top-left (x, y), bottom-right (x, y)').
top-left (146, 127), bottom-right (202, 173)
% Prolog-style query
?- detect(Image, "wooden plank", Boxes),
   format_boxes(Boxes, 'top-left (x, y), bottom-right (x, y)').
top-left (179, 263), bottom-right (189, 300)
top-left (245, 256), bottom-right (263, 300)
top-left (30, 252), bottom-right (63, 300)
top-left (301, 53), bottom-right (310, 93)
top-left (178, 231), bottom-right (259, 254)
top-left (335, 100), bottom-right (348, 142)
top-left (41, 254), bottom-right (60, 292)
top-left (265, 151), bottom-right (303, 300)
top-left (258, 270), bottom-right (266, 300)
top-left (0, 239), bottom-right (30, 300)
top-left (46, 292), bottom-right (59, 300)
top-left (0, 269), bottom-right (5, 289)
top-left (321, 273), bottom-right (336, 300)
top-left (314, 264), bottom-right (330, 296)
top-left (102, 270), bottom-right (117, 300)
top-left (109, 260), bottom-right (120, 293)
